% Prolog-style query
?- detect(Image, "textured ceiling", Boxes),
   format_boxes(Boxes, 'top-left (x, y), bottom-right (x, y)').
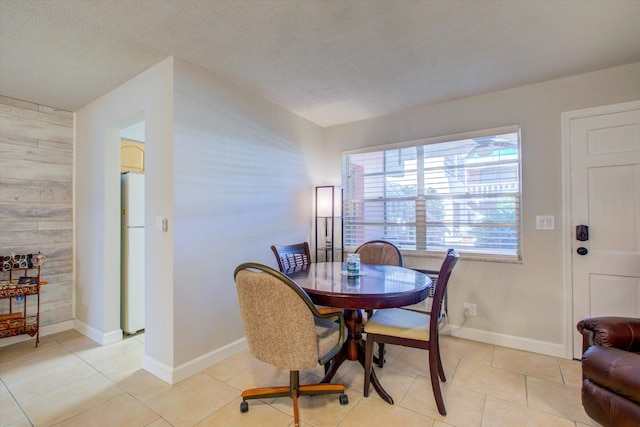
top-left (1, 0), bottom-right (639, 127)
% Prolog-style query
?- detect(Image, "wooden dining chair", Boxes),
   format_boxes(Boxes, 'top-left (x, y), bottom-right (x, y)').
top-left (355, 240), bottom-right (403, 267)
top-left (271, 242), bottom-right (343, 315)
top-left (363, 248), bottom-right (459, 416)
top-left (234, 263), bottom-right (348, 427)
top-left (271, 242), bottom-right (312, 271)
top-left (355, 240), bottom-right (403, 363)
top-left (375, 266), bottom-right (444, 369)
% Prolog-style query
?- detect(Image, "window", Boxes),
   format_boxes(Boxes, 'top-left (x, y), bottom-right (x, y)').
top-left (342, 126), bottom-right (522, 260)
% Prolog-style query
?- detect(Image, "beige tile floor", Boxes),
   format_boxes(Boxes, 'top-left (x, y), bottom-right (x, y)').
top-left (0, 330), bottom-right (599, 427)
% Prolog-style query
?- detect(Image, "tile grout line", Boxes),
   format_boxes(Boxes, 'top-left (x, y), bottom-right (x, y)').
top-left (1, 332), bottom-right (591, 427)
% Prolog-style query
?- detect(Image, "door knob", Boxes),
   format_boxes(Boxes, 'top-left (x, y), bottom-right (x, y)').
top-left (577, 247), bottom-right (588, 256)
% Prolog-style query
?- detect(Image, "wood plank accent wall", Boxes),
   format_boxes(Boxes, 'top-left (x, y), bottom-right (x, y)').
top-left (0, 96), bottom-right (74, 330)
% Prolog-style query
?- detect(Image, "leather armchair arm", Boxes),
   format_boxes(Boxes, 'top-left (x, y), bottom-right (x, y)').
top-left (577, 317), bottom-right (640, 354)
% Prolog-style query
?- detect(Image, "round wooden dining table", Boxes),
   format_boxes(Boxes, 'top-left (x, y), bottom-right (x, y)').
top-left (285, 261), bottom-right (432, 404)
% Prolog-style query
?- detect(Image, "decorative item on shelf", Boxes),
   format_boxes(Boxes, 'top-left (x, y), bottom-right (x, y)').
top-left (0, 313), bottom-right (24, 331)
top-left (2, 256), bottom-right (11, 272)
top-left (32, 253), bottom-right (47, 267)
top-left (0, 313), bottom-right (22, 320)
top-left (1, 252), bottom-right (47, 271)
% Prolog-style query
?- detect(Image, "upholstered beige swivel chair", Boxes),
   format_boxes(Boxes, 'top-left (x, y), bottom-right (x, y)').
top-left (234, 263), bottom-right (348, 427)
top-left (271, 242), bottom-right (343, 315)
top-left (363, 249), bottom-right (459, 416)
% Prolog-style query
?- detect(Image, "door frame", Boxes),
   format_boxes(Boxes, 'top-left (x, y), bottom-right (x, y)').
top-left (561, 100), bottom-right (640, 359)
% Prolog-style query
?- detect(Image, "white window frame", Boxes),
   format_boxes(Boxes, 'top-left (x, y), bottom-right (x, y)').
top-left (342, 125), bottom-right (523, 262)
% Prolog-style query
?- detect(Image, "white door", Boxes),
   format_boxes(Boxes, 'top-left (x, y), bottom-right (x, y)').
top-left (567, 101), bottom-right (640, 359)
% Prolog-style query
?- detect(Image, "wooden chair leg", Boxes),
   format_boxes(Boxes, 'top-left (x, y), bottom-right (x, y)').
top-left (435, 333), bottom-right (446, 382)
top-left (292, 392), bottom-right (299, 427)
top-left (291, 371), bottom-right (300, 427)
top-left (437, 354), bottom-right (446, 382)
top-left (363, 335), bottom-right (375, 397)
top-left (298, 383), bottom-right (346, 395)
top-left (366, 310), bottom-right (386, 368)
top-left (366, 309), bottom-right (374, 321)
top-left (377, 343), bottom-right (386, 368)
top-left (241, 386), bottom-right (290, 400)
top-left (428, 344), bottom-right (446, 416)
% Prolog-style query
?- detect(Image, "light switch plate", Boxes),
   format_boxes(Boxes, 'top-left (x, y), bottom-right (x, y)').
top-left (536, 215), bottom-right (555, 230)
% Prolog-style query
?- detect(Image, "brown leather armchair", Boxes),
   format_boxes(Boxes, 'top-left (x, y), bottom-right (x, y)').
top-left (577, 317), bottom-right (640, 427)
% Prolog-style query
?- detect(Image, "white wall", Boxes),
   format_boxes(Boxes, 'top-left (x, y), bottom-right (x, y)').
top-left (171, 58), bottom-right (326, 368)
top-left (75, 58), bottom-right (176, 373)
top-left (324, 62), bottom-right (640, 357)
top-left (75, 56), bottom-right (326, 383)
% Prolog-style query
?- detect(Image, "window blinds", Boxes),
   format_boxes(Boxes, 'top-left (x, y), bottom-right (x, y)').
top-left (342, 129), bottom-right (521, 259)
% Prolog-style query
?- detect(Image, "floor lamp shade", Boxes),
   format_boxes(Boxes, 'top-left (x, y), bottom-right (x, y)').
top-left (316, 186), bottom-right (342, 217)
top-left (315, 186), bottom-right (343, 263)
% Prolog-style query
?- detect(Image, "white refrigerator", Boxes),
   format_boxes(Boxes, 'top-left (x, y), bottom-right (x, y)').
top-left (121, 172), bottom-right (145, 334)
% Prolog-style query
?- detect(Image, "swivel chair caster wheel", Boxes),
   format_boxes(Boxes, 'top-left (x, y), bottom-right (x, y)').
top-left (339, 394), bottom-right (349, 405)
top-left (240, 401), bottom-right (249, 413)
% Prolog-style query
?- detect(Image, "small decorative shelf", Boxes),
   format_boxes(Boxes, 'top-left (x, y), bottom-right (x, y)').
top-left (0, 253), bottom-right (47, 346)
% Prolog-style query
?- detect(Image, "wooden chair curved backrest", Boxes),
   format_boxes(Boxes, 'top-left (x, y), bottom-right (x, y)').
top-left (271, 242), bottom-right (311, 271)
top-left (271, 242), bottom-right (343, 315)
top-left (355, 240), bottom-right (403, 321)
top-left (355, 240), bottom-right (403, 267)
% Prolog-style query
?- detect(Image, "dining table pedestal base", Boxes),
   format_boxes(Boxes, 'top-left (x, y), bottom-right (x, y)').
top-left (320, 308), bottom-right (394, 404)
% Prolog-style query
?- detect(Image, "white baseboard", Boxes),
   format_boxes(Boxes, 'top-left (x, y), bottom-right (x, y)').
top-left (2, 318), bottom-right (249, 386)
top-left (73, 319), bottom-right (123, 346)
top-left (141, 354), bottom-right (174, 384)
top-left (444, 324), bottom-right (567, 358)
top-left (1, 321), bottom-right (250, 386)
top-left (143, 337), bottom-right (249, 384)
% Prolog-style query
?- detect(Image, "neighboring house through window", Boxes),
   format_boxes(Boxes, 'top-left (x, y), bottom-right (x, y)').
top-left (342, 126), bottom-right (522, 261)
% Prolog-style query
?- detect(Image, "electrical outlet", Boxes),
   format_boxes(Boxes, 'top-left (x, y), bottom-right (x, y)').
top-left (463, 302), bottom-right (477, 316)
